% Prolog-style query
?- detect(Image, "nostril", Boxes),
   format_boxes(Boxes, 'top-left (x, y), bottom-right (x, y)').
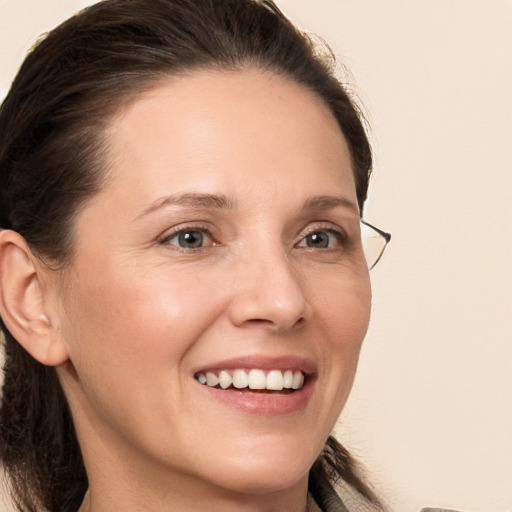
top-left (243, 318), bottom-right (278, 328)
top-left (242, 315), bottom-right (305, 332)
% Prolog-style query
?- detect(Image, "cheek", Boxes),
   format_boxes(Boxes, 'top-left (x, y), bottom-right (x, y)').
top-left (60, 261), bottom-right (234, 390)
top-left (57, 264), bottom-right (233, 451)
top-left (315, 271), bottom-right (371, 396)
top-left (315, 267), bottom-right (371, 343)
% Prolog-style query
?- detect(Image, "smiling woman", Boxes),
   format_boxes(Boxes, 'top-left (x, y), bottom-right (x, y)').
top-left (0, 1), bottom-right (389, 512)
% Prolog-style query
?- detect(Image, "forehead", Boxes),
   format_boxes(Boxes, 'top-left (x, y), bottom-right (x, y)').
top-left (97, 68), bottom-right (356, 214)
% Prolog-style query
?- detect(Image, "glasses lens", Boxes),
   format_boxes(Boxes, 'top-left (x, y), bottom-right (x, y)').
top-left (360, 220), bottom-right (391, 270)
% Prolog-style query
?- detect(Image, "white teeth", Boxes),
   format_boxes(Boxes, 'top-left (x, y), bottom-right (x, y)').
top-left (283, 370), bottom-right (293, 389)
top-left (266, 370), bottom-right (284, 390)
top-left (218, 370), bottom-right (232, 389)
top-left (205, 372), bottom-right (219, 387)
top-left (291, 371), bottom-right (304, 390)
top-left (248, 369), bottom-right (266, 389)
top-left (196, 369), bottom-right (306, 391)
top-left (232, 369), bottom-right (249, 389)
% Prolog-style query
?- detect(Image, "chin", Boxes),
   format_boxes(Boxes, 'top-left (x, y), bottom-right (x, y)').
top-left (197, 440), bottom-right (318, 496)
top-left (216, 466), bottom-right (309, 497)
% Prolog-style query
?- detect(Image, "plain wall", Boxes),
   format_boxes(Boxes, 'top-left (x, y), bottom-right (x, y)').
top-left (1, 1), bottom-right (511, 511)
top-left (276, 2), bottom-right (512, 511)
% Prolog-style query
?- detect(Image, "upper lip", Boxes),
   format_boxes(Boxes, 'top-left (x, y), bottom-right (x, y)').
top-left (192, 354), bottom-right (316, 376)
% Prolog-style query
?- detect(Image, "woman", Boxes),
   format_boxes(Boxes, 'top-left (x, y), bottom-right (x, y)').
top-left (0, 1), bottom-right (390, 511)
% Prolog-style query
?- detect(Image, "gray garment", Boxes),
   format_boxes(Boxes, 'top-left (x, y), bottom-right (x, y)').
top-left (421, 509), bottom-right (469, 512)
top-left (309, 477), bottom-right (350, 512)
top-left (309, 492), bottom-right (349, 512)
top-left (310, 477), bottom-right (385, 512)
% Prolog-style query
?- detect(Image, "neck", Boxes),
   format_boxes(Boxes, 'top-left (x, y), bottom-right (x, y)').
top-left (78, 480), bottom-right (310, 512)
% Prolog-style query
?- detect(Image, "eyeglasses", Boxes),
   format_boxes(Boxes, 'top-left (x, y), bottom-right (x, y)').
top-left (360, 219), bottom-right (391, 270)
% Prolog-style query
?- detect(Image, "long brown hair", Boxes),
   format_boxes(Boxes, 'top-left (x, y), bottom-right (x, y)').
top-left (0, 1), bottom-right (379, 510)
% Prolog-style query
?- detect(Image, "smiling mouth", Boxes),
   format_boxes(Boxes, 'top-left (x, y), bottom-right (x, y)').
top-left (194, 369), bottom-right (305, 392)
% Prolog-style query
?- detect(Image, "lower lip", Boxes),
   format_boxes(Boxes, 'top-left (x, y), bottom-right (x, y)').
top-left (196, 377), bottom-right (315, 416)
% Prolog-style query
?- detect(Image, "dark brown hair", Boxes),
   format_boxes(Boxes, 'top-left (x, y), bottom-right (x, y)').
top-left (0, 1), bottom-right (378, 510)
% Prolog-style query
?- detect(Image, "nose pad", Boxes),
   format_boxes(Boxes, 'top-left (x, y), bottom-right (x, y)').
top-left (227, 252), bottom-right (311, 332)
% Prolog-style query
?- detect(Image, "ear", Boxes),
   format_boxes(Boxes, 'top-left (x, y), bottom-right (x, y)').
top-left (0, 230), bottom-right (69, 366)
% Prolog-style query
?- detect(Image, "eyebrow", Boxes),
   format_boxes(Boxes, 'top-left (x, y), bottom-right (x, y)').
top-left (135, 192), bottom-right (236, 220)
top-left (135, 192), bottom-right (359, 221)
top-left (301, 195), bottom-right (360, 216)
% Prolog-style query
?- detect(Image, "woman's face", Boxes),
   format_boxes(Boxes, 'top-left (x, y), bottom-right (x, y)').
top-left (54, 69), bottom-right (371, 499)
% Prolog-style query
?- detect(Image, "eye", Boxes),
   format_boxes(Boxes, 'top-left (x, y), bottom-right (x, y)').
top-left (297, 229), bottom-right (342, 249)
top-left (163, 229), bottom-right (212, 249)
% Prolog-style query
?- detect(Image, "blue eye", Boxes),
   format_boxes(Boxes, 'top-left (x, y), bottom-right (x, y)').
top-left (167, 230), bottom-right (206, 249)
top-left (298, 230), bottom-right (340, 249)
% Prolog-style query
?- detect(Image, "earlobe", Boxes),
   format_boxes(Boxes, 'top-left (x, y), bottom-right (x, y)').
top-left (0, 230), bottom-right (69, 366)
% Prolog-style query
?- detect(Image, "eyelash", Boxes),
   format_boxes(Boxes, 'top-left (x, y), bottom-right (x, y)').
top-left (158, 223), bottom-right (347, 251)
top-left (295, 224), bottom-right (346, 250)
top-left (158, 224), bottom-right (217, 251)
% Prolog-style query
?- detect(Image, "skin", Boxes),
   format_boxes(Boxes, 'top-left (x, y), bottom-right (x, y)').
top-left (30, 69), bottom-right (371, 511)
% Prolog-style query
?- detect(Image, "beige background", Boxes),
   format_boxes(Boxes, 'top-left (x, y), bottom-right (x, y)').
top-left (1, 1), bottom-right (511, 511)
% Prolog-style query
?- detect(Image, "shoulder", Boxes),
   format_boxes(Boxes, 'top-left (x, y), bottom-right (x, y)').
top-left (309, 479), bottom-right (384, 512)
top-left (309, 478), bottom-right (350, 512)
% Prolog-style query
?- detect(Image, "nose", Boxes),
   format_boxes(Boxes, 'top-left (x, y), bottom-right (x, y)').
top-left (227, 245), bottom-right (311, 332)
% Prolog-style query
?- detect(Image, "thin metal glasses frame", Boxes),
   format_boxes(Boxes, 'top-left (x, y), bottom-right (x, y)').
top-left (360, 219), bottom-right (392, 270)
